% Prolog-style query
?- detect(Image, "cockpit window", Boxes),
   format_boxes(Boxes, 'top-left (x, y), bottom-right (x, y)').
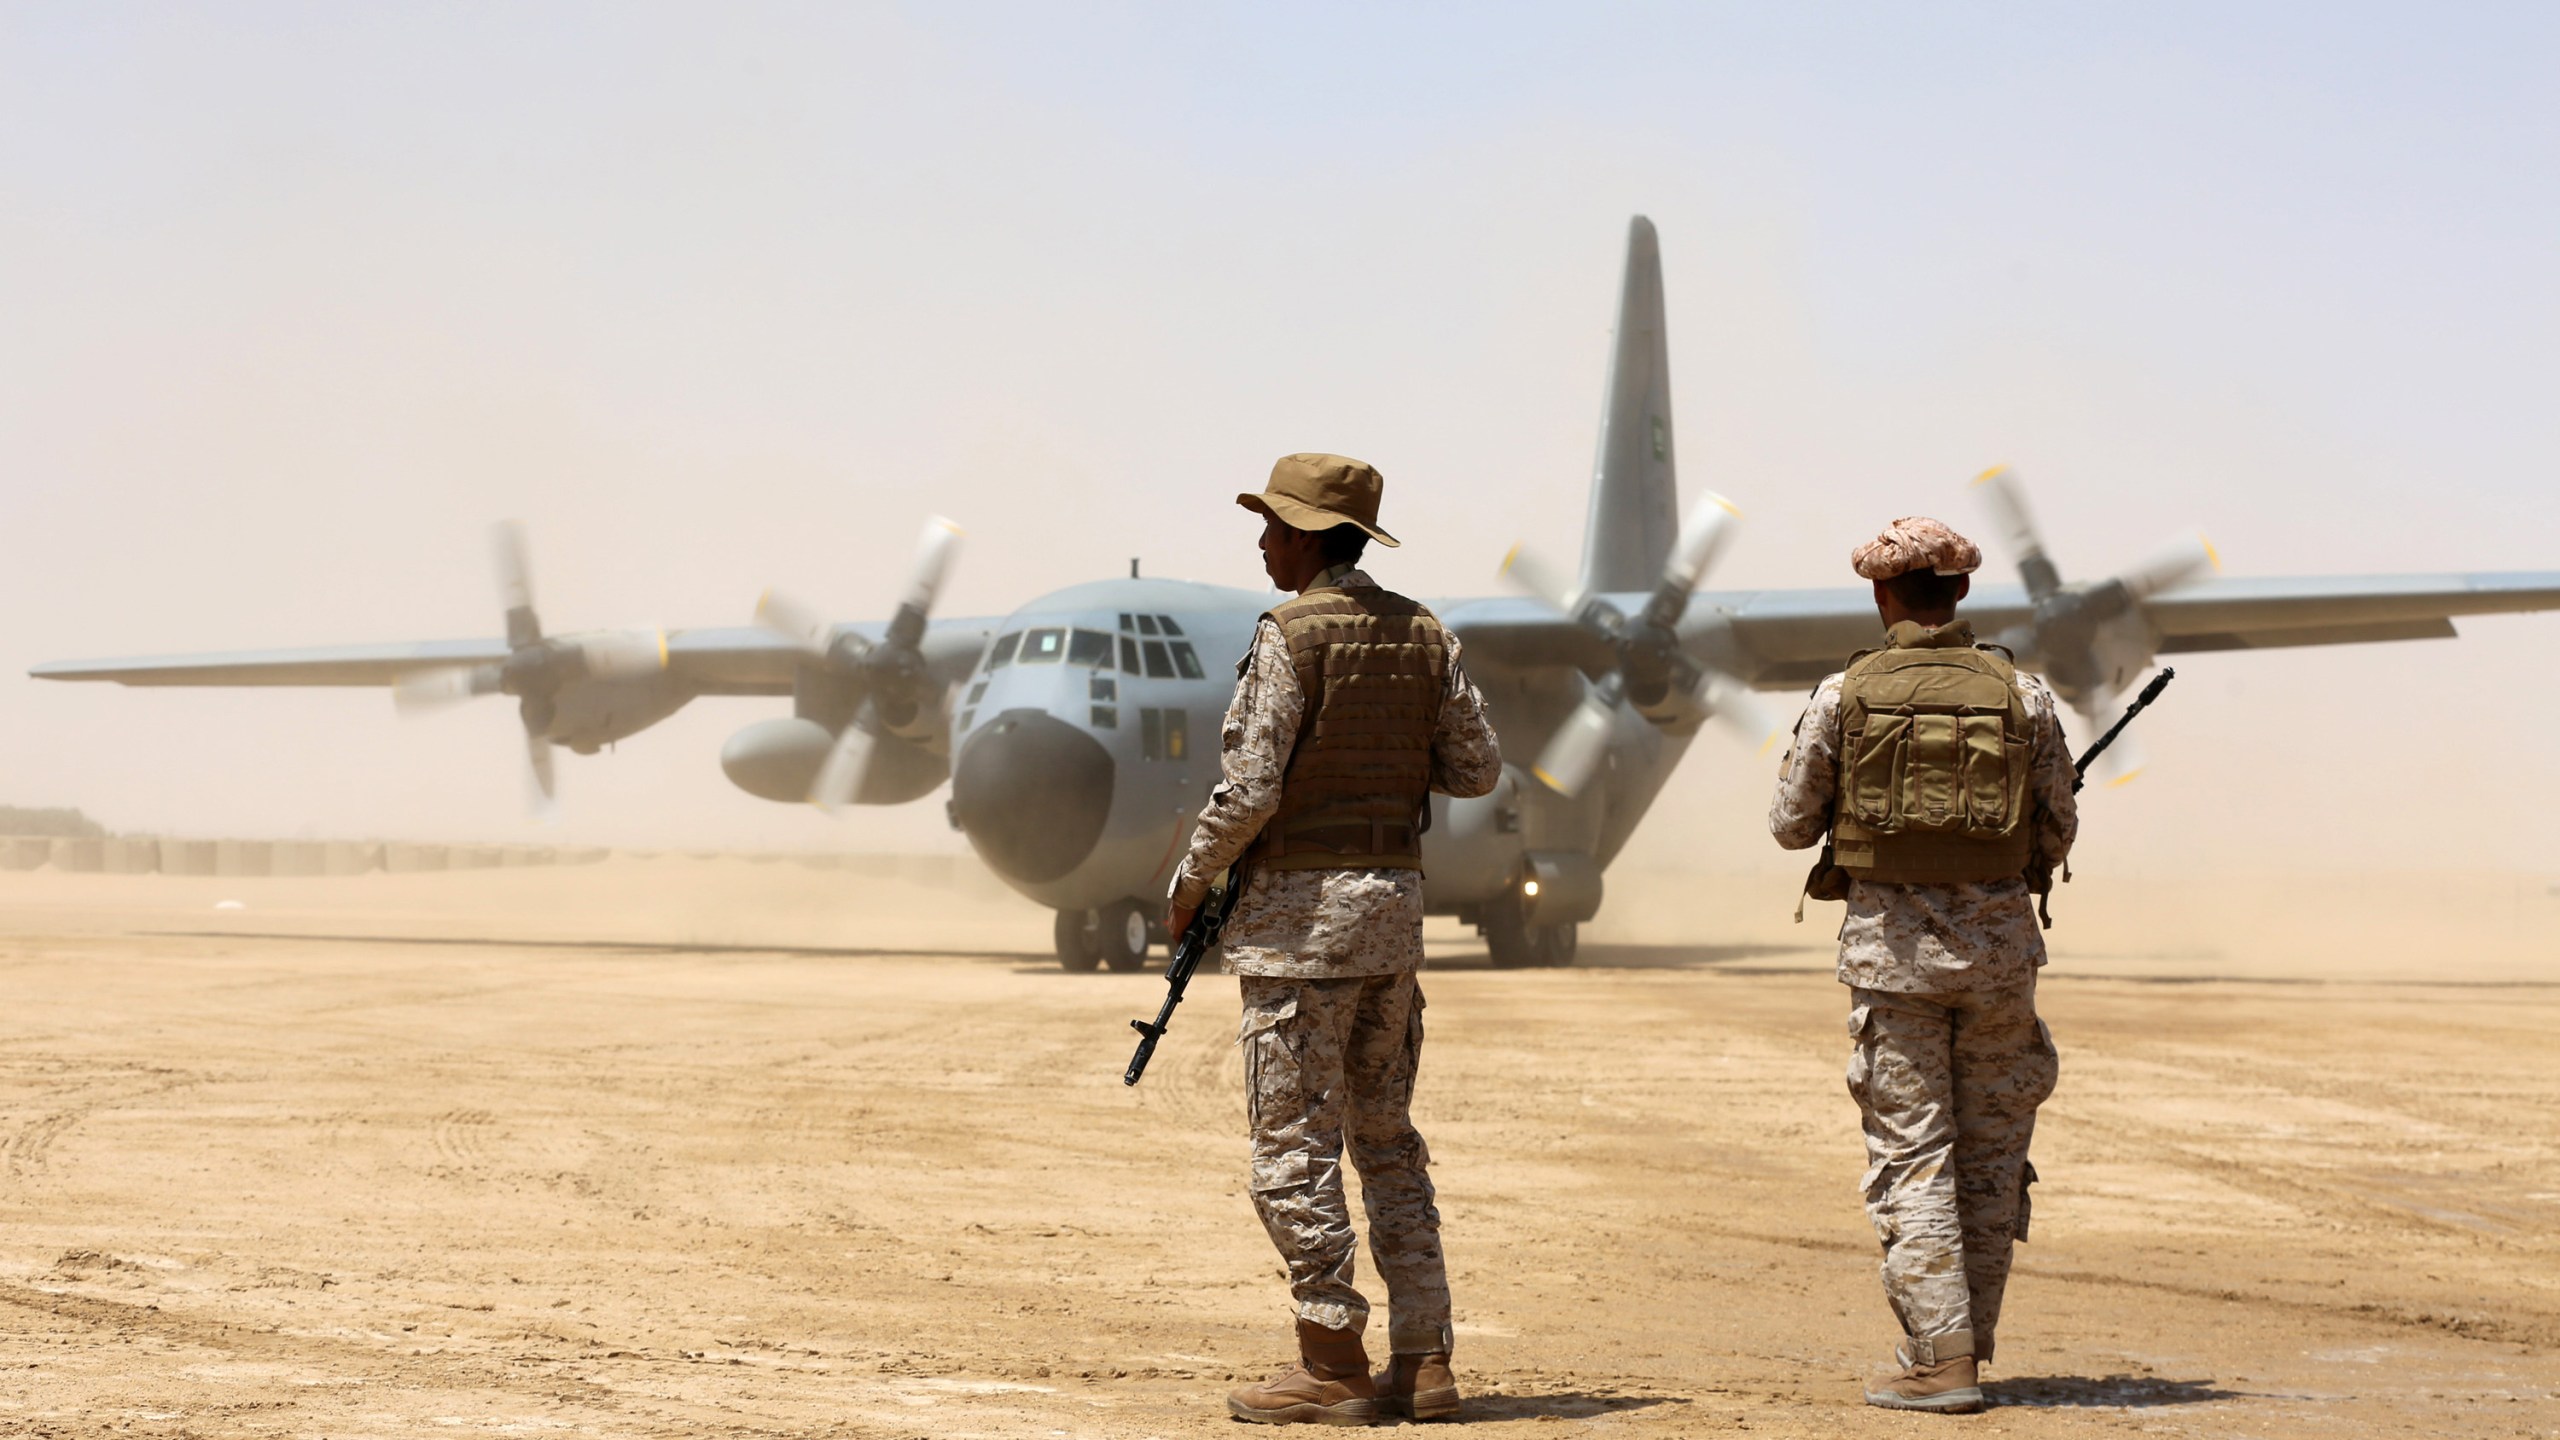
top-left (1170, 641), bottom-right (1204, 679)
top-left (1134, 614), bottom-right (1160, 636)
top-left (1119, 635), bottom-right (1141, 673)
top-left (1117, 612), bottom-right (1135, 632)
top-left (1157, 615), bottom-right (1184, 636)
top-left (1067, 628), bottom-right (1113, 667)
top-left (1019, 628), bottom-right (1067, 664)
top-left (1141, 639), bottom-right (1175, 678)
top-left (985, 632), bottom-right (1021, 669)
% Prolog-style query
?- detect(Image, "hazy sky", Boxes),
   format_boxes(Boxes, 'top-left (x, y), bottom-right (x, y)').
top-left (3, 4), bottom-right (2553, 873)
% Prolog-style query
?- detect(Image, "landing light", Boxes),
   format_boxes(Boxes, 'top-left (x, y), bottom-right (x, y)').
top-left (1521, 879), bottom-right (1541, 898)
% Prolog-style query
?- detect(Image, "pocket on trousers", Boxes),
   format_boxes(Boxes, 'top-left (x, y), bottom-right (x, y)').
top-left (1239, 992), bottom-right (1302, 1136)
top-left (1249, 1148), bottom-right (1311, 1193)
top-left (1844, 1004), bottom-right (1876, 1107)
top-left (2014, 1160), bottom-right (2039, 1243)
top-left (2026, 1015), bottom-right (2060, 1107)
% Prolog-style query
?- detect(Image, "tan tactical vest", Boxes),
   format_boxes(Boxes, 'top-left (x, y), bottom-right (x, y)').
top-left (1244, 586), bottom-right (1450, 873)
top-left (1831, 620), bottom-right (2035, 885)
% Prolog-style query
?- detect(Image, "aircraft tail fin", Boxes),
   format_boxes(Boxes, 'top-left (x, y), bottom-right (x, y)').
top-left (1578, 215), bottom-right (1680, 595)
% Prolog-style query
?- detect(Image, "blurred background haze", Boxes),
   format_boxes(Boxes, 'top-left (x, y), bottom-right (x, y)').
top-left (2, 3), bottom-right (2553, 879)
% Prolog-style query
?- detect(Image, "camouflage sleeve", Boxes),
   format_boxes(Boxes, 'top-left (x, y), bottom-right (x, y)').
top-left (2020, 673), bottom-right (2078, 866)
top-left (1768, 674), bottom-right (1844, 851)
top-left (1168, 619), bottom-right (1302, 909)
top-left (1429, 632), bottom-right (1502, 799)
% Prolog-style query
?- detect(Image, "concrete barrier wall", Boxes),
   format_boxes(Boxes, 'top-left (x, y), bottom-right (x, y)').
top-left (0, 837), bottom-right (52, 870)
top-left (50, 838), bottom-right (105, 872)
top-left (383, 843), bottom-right (449, 873)
top-left (162, 839), bottom-right (218, 875)
top-left (269, 841), bottom-right (328, 877)
top-left (214, 839), bottom-right (272, 877)
top-left (102, 838), bottom-right (159, 875)
top-left (324, 841), bottom-right (383, 876)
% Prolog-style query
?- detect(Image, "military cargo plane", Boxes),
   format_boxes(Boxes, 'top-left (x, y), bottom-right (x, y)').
top-left (35, 218), bottom-right (2560, 971)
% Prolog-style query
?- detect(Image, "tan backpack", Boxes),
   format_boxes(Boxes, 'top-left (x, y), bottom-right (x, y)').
top-left (1829, 620), bottom-right (2034, 885)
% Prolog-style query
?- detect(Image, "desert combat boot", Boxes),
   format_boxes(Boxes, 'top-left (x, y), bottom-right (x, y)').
top-left (1863, 1331), bottom-right (1985, 1414)
top-left (1226, 1319), bottom-right (1379, 1426)
top-left (1381, 1351), bottom-right (1461, 1421)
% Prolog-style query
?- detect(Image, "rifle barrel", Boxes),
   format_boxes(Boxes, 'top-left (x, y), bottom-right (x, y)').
top-left (2071, 666), bottom-right (2175, 791)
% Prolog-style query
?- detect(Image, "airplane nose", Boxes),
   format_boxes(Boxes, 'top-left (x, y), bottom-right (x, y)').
top-left (950, 708), bottom-right (1116, 885)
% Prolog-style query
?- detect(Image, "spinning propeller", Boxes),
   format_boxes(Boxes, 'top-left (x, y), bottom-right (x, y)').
top-left (1968, 466), bottom-right (2218, 783)
top-left (755, 516), bottom-right (963, 812)
top-left (1502, 494), bottom-right (1776, 796)
top-left (392, 522), bottom-right (668, 814)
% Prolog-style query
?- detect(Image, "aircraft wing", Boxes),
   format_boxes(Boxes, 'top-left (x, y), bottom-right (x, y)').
top-left (30, 619), bottom-right (1001, 698)
top-left (29, 638), bottom-right (514, 687)
top-left (1713, 571), bottom-right (2560, 691)
top-left (1436, 597), bottom-right (1619, 674)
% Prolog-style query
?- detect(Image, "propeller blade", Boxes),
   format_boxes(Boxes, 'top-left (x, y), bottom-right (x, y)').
top-left (1661, 492), bottom-right (1743, 596)
top-left (1699, 671), bottom-right (1785, 753)
top-left (1969, 465), bottom-right (2062, 602)
top-left (897, 516), bottom-right (965, 616)
top-left (1530, 689), bottom-right (1618, 797)
top-left (1499, 544), bottom-right (1580, 617)
top-left (524, 730), bottom-right (559, 816)
top-left (810, 704), bottom-right (880, 813)
top-left (393, 663), bottom-right (501, 716)
top-left (754, 589), bottom-right (838, 657)
top-left (2113, 532), bottom-right (2220, 602)
top-left (492, 521), bottom-right (541, 649)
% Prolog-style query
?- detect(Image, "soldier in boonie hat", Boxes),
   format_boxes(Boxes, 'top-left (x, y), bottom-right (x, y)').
top-left (1165, 450), bottom-right (1501, 1425)
top-left (1238, 453), bottom-right (1403, 547)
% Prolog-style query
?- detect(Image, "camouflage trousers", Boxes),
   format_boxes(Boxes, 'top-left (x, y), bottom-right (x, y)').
top-left (1237, 971), bottom-right (1453, 1354)
top-left (1845, 983), bottom-right (2058, 1357)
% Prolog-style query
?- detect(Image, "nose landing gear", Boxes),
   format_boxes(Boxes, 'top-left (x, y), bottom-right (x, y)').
top-left (1053, 899), bottom-right (1154, 973)
top-left (1481, 894), bottom-right (1578, 968)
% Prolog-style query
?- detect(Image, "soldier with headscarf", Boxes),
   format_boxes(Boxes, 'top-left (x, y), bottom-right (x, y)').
top-left (1769, 515), bottom-right (2078, 1413)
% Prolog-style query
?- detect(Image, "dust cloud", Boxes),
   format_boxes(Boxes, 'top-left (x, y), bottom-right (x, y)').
top-left (1, 7), bottom-right (2553, 874)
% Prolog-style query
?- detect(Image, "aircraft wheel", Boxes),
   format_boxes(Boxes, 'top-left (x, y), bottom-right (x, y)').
top-left (1536, 921), bottom-right (1579, 967)
top-left (1054, 909), bottom-right (1101, 973)
top-left (1482, 900), bottom-right (1536, 968)
top-left (1096, 899), bottom-right (1151, 972)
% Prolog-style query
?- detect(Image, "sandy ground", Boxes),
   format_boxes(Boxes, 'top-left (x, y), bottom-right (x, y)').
top-left (0, 857), bottom-right (2554, 1438)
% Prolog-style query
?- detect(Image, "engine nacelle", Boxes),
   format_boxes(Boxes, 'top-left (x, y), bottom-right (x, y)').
top-left (539, 672), bottom-right (691, 753)
top-left (721, 716), bottom-right (947, 806)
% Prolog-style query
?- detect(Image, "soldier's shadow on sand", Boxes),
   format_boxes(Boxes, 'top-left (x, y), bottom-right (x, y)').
top-left (1456, 1390), bottom-right (1689, 1421)
top-left (1988, 1374), bottom-right (2248, 1408)
top-left (1426, 942), bottom-right (1830, 973)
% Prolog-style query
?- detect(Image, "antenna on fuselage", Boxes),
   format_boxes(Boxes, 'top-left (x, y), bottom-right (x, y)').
top-left (1131, 558), bottom-right (1140, 578)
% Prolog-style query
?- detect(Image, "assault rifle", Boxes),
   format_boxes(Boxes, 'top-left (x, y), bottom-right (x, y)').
top-left (1123, 873), bottom-right (1244, 1086)
top-left (2071, 667), bottom-right (2175, 792)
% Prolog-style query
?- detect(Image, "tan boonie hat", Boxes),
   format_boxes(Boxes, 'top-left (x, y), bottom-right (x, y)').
top-left (1851, 516), bottom-right (1982, 580)
top-left (1237, 453), bottom-right (1401, 547)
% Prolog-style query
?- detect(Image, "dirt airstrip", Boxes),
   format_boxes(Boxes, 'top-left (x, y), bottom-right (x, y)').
top-left (0, 858), bottom-right (2553, 1438)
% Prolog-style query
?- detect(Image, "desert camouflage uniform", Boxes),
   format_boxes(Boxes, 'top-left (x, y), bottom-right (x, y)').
top-left (1770, 651), bottom-right (2076, 1358)
top-left (1169, 564), bottom-right (1502, 1350)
